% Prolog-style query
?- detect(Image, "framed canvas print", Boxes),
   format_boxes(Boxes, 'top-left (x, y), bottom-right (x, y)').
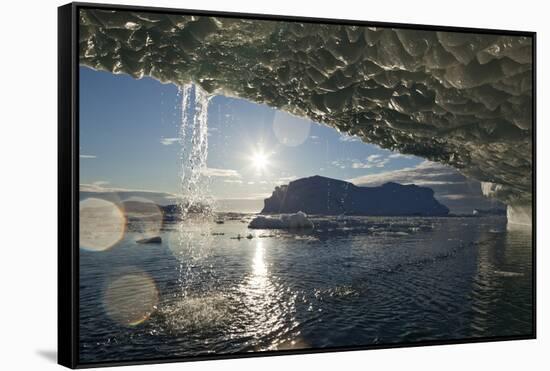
top-left (58, 2), bottom-right (536, 368)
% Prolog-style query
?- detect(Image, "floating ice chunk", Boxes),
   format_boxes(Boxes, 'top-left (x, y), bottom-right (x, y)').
top-left (493, 270), bottom-right (524, 277)
top-left (284, 212), bottom-right (315, 229)
top-left (507, 204), bottom-right (532, 227)
top-left (136, 236), bottom-right (162, 244)
top-left (248, 211), bottom-right (314, 230)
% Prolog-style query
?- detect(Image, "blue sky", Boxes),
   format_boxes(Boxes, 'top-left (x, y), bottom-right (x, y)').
top-left (80, 67), bottom-right (496, 213)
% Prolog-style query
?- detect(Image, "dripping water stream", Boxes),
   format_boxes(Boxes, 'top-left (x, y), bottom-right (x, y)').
top-left (175, 84), bottom-right (213, 297)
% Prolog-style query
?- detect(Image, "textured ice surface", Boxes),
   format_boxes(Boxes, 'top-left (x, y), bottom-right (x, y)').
top-left (79, 9), bottom-right (533, 209)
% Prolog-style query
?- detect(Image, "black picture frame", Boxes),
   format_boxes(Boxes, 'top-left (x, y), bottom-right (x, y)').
top-left (58, 2), bottom-right (537, 368)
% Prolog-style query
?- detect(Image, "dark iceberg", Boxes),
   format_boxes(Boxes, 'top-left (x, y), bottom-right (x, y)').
top-left (261, 175), bottom-right (449, 216)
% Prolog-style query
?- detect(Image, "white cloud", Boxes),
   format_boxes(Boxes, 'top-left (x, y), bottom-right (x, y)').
top-left (160, 137), bottom-right (179, 146)
top-left (351, 154), bottom-right (390, 169)
top-left (349, 161), bottom-right (457, 186)
top-left (80, 183), bottom-right (177, 205)
top-left (80, 154), bottom-right (96, 159)
top-left (333, 153), bottom-right (399, 170)
top-left (331, 160), bottom-right (347, 169)
top-left (339, 134), bottom-right (360, 142)
top-left (80, 182), bottom-right (166, 194)
top-left (223, 179), bottom-right (243, 184)
top-left (217, 192), bottom-right (272, 201)
top-left (388, 152), bottom-right (413, 159)
top-left (274, 175), bottom-right (297, 185)
top-left (80, 183), bottom-right (107, 193)
top-left (207, 127), bottom-right (219, 137)
top-left (92, 180), bottom-right (109, 187)
top-left (201, 167), bottom-right (241, 178)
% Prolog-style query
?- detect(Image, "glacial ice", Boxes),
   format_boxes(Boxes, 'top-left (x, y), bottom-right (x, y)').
top-left (507, 204), bottom-right (532, 228)
top-left (249, 211), bottom-right (314, 230)
top-left (78, 9), bottom-right (533, 220)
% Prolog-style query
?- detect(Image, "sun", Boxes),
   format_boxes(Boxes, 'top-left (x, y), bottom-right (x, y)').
top-left (251, 149), bottom-right (270, 172)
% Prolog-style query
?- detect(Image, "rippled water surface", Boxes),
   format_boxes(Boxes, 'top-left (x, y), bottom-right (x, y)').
top-left (79, 215), bottom-right (533, 363)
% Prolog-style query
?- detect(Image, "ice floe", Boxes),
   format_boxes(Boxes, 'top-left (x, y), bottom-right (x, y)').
top-left (249, 211), bottom-right (314, 230)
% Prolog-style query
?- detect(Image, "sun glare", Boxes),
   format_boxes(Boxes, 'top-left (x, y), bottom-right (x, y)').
top-left (252, 150), bottom-right (269, 172)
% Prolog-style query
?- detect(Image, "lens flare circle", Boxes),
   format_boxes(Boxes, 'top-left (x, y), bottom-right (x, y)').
top-left (80, 197), bottom-right (125, 251)
top-left (272, 110), bottom-right (311, 147)
top-left (103, 271), bottom-right (159, 326)
top-left (122, 196), bottom-right (164, 241)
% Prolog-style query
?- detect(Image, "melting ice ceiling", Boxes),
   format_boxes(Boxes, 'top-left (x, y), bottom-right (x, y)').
top-left (78, 9), bottom-right (533, 211)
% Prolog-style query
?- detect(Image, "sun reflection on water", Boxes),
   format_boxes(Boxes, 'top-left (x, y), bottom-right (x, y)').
top-left (233, 238), bottom-right (302, 350)
top-left (251, 239), bottom-right (267, 282)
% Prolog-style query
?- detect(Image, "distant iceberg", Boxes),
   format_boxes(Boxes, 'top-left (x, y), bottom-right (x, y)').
top-left (249, 211), bottom-right (314, 230)
top-left (261, 175), bottom-right (449, 216)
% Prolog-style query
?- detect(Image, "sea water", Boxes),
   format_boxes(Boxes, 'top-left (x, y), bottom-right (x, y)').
top-left (79, 214), bottom-right (533, 363)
